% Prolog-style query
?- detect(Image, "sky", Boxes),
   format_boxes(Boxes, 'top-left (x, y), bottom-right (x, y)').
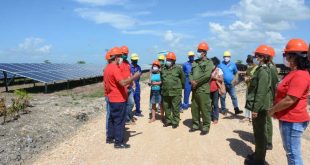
top-left (0, 0), bottom-right (310, 65)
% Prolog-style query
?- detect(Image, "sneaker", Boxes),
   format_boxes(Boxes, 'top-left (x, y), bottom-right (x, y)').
top-left (234, 107), bottom-right (243, 115)
top-left (189, 128), bottom-right (199, 132)
top-left (200, 130), bottom-right (209, 135)
top-left (163, 123), bottom-right (172, 127)
top-left (114, 143), bottom-right (130, 149)
top-left (106, 139), bottom-right (114, 144)
top-left (134, 113), bottom-right (144, 117)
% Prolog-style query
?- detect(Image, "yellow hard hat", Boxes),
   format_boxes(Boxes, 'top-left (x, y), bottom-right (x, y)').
top-left (223, 51), bottom-right (231, 57)
top-left (158, 54), bottom-right (165, 60)
top-left (130, 53), bottom-right (139, 60)
top-left (187, 51), bottom-right (195, 56)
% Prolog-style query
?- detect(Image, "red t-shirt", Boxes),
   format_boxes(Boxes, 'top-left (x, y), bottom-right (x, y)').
top-left (274, 70), bottom-right (310, 122)
top-left (104, 63), bottom-right (127, 103)
top-left (119, 61), bottom-right (131, 79)
top-left (210, 80), bottom-right (218, 92)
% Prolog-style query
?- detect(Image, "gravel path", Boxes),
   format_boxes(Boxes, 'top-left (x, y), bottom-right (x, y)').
top-left (29, 83), bottom-right (310, 165)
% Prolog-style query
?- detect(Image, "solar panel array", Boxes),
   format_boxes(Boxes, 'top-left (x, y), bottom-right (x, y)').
top-left (0, 63), bottom-right (103, 83)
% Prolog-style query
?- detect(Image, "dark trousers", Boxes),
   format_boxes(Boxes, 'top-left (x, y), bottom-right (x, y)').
top-left (252, 110), bottom-right (267, 163)
top-left (107, 102), bottom-right (126, 145)
top-left (210, 90), bottom-right (219, 121)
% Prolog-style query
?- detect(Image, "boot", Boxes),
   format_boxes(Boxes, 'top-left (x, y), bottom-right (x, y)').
top-left (234, 107), bottom-right (243, 115)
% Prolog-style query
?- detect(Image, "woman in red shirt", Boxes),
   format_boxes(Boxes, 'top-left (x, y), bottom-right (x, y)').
top-left (269, 39), bottom-right (310, 165)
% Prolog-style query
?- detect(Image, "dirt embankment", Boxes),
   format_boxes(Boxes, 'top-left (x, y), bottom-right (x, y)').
top-left (0, 83), bottom-right (105, 165)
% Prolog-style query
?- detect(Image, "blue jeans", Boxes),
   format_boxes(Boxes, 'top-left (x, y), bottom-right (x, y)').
top-left (107, 102), bottom-right (126, 144)
top-left (279, 120), bottom-right (309, 165)
top-left (105, 97), bottom-right (110, 134)
top-left (210, 90), bottom-right (219, 121)
top-left (126, 88), bottom-right (135, 122)
top-left (220, 84), bottom-right (239, 112)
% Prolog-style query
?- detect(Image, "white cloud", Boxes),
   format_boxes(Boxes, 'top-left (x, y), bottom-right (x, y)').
top-left (199, 10), bottom-right (234, 17)
top-left (206, 0), bottom-right (310, 59)
top-left (75, 8), bottom-right (137, 29)
top-left (232, 0), bottom-right (310, 30)
top-left (164, 30), bottom-right (188, 47)
top-left (15, 37), bottom-right (52, 55)
top-left (74, 0), bottom-right (128, 6)
top-left (121, 29), bottom-right (161, 36)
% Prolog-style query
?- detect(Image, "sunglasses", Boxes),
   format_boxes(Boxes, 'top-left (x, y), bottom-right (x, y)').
top-left (283, 52), bottom-right (307, 58)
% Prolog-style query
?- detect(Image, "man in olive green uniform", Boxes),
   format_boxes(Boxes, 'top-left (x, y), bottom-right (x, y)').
top-left (245, 45), bottom-right (273, 165)
top-left (161, 52), bottom-right (185, 128)
top-left (266, 46), bottom-right (279, 150)
top-left (189, 42), bottom-right (214, 135)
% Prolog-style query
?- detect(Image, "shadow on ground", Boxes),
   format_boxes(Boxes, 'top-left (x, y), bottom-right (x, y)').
top-left (124, 127), bottom-right (143, 143)
top-left (226, 138), bottom-right (253, 158)
top-left (233, 130), bottom-right (254, 144)
top-left (183, 119), bottom-right (192, 129)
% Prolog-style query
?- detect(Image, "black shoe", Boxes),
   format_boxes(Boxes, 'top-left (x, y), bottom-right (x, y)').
top-left (189, 128), bottom-right (199, 132)
top-left (163, 123), bottom-right (172, 127)
top-left (200, 130), bottom-right (209, 135)
top-left (234, 107), bottom-right (243, 115)
top-left (106, 139), bottom-right (114, 144)
top-left (266, 143), bottom-right (273, 150)
top-left (114, 143), bottom-right (130, 149)
top-left (172, 124), bottom-right (178, 129)
top-left (135, 113), bottom-right (144, 117)
top-left (244, 158), bottom-right (266, 165)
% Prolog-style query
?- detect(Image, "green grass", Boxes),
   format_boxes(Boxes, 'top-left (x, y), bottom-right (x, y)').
top-left (85, 89), bottom-right (105, 98)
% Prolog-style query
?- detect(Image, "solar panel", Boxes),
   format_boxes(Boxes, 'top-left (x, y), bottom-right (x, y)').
top-left (0, 63), bottom-right (103, 83)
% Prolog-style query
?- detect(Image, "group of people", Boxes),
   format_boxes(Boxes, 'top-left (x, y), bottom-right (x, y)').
top-left (103, 39), bottom-right (309, 165)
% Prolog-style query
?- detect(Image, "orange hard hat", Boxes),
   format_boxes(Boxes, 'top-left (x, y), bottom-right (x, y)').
top-left (105, 50), bottom-right (111, 60)
top-left (284, 38), bottom-right (308, 53)
top-left (255, 45), bottom-right (273, 57)
top-left (121, 45), bottom-right (129, 54)
top-left (152, 60), bottom-right (161, 67)
top-left (197, 41), bottom-right (209, 51)
top-left (110, 47), bottom-right (122, 56)
top-left (268, 46), bottom-right (276, 57)
top-left (166, 52), bottom-right (176, 61)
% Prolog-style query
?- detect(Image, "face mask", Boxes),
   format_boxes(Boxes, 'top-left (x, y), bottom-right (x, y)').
top-left (283, 57), bottom-right (290, 67)
top-left (122, 55), bottom-right (128, 60)
top-left (224, 57), bottom-right (230, 63)
top-left (159, 60), bottom-right (165, 66)
top-left (152, 66), bottom-right (159, 72)
top-left (166, 61), bottom-right (172, 67)
top-left (188, 56), bottom-right (195, 62)
top-left (117, 57), bottom-right (123, 65)
top-left (131, 61), bottom-right (138, 65)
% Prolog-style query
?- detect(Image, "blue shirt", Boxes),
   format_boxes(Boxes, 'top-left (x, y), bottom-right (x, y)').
top-left (130, 64), bottom-right (142, 86)
top-left (218, 61), bottom-right (238, 85)
top-left (151, 73), bottom-right (161, 91)
top-left (182, 61), bottom-right (192, 78)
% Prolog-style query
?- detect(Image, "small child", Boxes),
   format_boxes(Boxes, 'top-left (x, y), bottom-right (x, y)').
top-left (148, 61), bottom-right (162, 123)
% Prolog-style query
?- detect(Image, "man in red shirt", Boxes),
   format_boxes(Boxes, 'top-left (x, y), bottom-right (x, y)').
top-left (120, 45), bottom-right (137, 124)
top-left (104, 47), bottom-right (140, 149)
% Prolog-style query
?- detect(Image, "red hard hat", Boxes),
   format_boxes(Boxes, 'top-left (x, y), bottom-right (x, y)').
top-left (268, 46), bottom-right (276, 57)
top-left (105, 50), bottom-right (111, 61)
top-left (284, 38), bottom-right (308, 53)
top-left (110, 47), bottom-right (122, 56)
top-left (121, 45), bottom-right (129, 54)
top-left (166, 52), bottom-right (176, 61)
top-left (255, 45), bottom-right (273, 57)
top-left (197, 41), bottom-right (209, 51)
top-left (152, 60), bottom-right (161, 67)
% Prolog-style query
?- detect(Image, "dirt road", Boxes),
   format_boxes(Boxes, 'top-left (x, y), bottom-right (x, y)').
top-left (30, 83), bottom-right (310, 165)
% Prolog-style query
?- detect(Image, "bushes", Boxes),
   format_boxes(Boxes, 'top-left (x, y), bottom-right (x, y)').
top-left (0, 89), bottom-right (31, 124)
